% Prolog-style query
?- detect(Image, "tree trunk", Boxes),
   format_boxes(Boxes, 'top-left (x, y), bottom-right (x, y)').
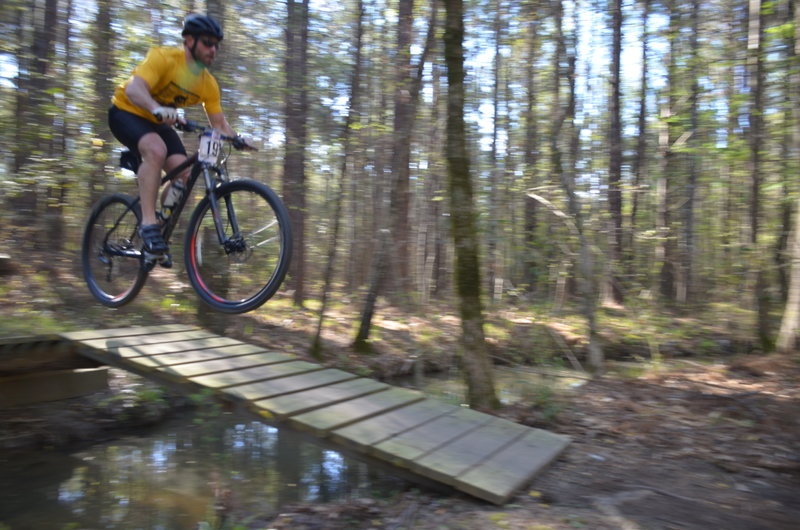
top-left (564, 0), bottom-right (602, 372)
top-left (13, 0), bottom-right (57, 240)
top-left (657, 0), bottom-right (679, 302)
top-left (523, 3), bottom-right (541, 294)
top-left (388, 0), bottom-right (414, 296)
top-left (284, 0), bottom-right (309, 306)
top-left (777, 196), bottom-right (800, 352)
top-left (443, 0), bottom-right (499, 410)
top-left (313, 0), bottom-right (365, 358)
top-left (486, 0), bottom-right (503, 303)
top-left (354, 4), bottom-right (437, 348)
top-left (747, 0), bottom-right (772, 350)
top-left (776, 0), bottom-right (800, 352)
top-left (90, 0), bottom-right (114, 207)
top-left (606, 0), bottom-right (624, 306)
top-left (630, 0), bottom-right (649, 273)
top-left (679, 0), bottom-right (700, 305)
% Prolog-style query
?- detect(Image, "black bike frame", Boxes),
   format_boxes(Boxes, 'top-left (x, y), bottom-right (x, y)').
top-left (102, 147), bottom-right (239, 263)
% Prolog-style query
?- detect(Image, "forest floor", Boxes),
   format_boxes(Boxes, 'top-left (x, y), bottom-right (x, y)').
top-left (1, 250), bottom-right (799, 529)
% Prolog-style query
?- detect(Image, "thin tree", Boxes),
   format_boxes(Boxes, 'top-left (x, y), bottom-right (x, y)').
top-left (523, 1), bottom-right (541, 294)
top-left (606, 0), bottom-right (624, 306)
top-left (656, 0), bottom-right (679, 301)
top-left (443, 0), bottom-right (499, 409)
top-left (89, 0), bottom-right (114, 207)
top-left (312, 0), bottom-right (365, 358)
top-left (678, 0), bottom-right (700, 304)
top-left (354, 3), bottom-right (437, 350)
top-left (747, 0), bottom-right (771, 350)
top-left (776, 0), bottom-right (800, 352)
top-left (629, 0), bottom-right (649, 279)
top-left (284, 0), bottom-right (310, 306)
top-left (562, 0), bottom-right (602, 372)
top-left (12, 0), bottom-right (57, 245)
top-left (486, 0), bottom-right (504, 302)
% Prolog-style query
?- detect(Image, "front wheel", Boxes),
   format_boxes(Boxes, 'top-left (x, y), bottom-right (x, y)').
top-left (185, 179), bottom-right (292, 313)
top-left (82, 193), bottom-right (148, 307)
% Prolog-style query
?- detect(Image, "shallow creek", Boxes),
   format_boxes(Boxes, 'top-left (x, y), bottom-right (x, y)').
top-left (0, 366), bottom-right (582, 528)
top-left (0, 413), bottom-right (405, 529)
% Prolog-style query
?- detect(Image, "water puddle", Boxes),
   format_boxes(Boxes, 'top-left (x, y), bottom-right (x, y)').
top-left (0, 411), bottom-right (406, 529)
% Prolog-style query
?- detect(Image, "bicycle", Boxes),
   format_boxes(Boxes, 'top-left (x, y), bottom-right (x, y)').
top-left (82, 120), bottom-right (292, 314)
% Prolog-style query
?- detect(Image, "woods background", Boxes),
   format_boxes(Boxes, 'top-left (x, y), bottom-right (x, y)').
top-left (3, 0), bottom-right (800, 362)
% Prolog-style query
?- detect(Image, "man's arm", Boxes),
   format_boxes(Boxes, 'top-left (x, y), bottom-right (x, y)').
top-left (125, 76), bottom-right (179, 124)
top-left (207, 111), bottom-right (236, 137)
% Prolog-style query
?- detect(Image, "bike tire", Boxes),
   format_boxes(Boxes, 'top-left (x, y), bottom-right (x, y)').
top-left (184, 179), bottom-right (292, 314)
top-left (82, 193), bottom-right (148, 308)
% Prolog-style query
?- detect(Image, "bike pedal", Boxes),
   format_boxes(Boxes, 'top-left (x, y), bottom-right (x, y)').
top-left (141, 258), bottom-right (156, 273)
top-left (142, 250), bottom-right (169, 271)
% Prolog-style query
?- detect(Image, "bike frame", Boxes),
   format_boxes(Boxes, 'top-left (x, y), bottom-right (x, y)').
top-left (103, 130), bottom-right (243, 264)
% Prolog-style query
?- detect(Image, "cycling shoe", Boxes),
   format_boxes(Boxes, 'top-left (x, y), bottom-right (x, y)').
top-left (139, 224), bottom-right (172, 268)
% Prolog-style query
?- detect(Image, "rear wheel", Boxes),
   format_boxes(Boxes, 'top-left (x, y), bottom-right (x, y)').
top-left (184, 179), bottom-right (292, 313)
top-left (82, 193), bottom-right (148, 307)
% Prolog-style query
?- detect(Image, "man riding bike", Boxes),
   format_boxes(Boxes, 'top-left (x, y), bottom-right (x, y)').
top-left (108, 13), bottom-right (246, 265)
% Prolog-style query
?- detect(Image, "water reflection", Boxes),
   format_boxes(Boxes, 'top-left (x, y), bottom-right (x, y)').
top-left (0, 412), bottom-right (405, 529)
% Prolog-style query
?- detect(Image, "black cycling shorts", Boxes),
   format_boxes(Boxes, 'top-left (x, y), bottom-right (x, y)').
top-left (108, 105), bottom-right (187, 158)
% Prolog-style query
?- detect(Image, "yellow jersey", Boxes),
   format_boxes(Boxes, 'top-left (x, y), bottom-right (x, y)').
top-left (112, 47), bottom-right (223, 123)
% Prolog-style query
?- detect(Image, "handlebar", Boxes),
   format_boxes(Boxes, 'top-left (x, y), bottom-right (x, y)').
top-left (153, 112), bottom-right (256, 151)
top-left (180, 120), bottom-right (257, 151)
top-left (175, 119), bottom-right (210, 134)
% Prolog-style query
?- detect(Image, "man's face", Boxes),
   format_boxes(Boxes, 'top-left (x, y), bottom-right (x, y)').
top-left (190, 34), bottom-right (219, 66)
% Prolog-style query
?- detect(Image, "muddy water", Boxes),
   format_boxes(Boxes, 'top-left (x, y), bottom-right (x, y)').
top-left (0, 412), bottom-right (405, 529)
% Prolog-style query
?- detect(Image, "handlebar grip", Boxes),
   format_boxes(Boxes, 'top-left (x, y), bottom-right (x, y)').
top-left (176, 120), bottom-right (201, 132)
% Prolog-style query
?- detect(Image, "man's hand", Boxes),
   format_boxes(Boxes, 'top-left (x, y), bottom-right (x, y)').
top-left (232, 135), bottom-right (258, 151)
top-left (153, 106), bottom-right (179, 125)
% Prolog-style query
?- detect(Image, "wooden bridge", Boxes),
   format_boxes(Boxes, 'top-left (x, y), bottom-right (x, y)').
top-left (3, 324), bottom-right (569, 505)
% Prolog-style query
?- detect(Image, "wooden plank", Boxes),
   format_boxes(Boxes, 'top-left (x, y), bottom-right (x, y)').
top-left (371, 407), bottom-right (494, 465)
top-left (77, 329), bottom-right (218, 350)
top-left (288, 387), bottom-right (425, 437)
top-left (59, 324), bottom-right (196, 342)
top-left (330, 399), bottom-right (457, 451)
top-left (225, 369), bottom-right (358, 402)
top-left (252, 377), bottom-right (389, 420)
top-left (453, 429), bottom-right (570, 504)
top-left (85, 345), bottom-right (249, 369)
top-left (189, 361), bottom-right (323, 389)
top-left (108, 337), bottom-right (246, 358)
top-left (153, 352), bottom-right (296, 378)
top-left (411, 417), bottom-right (529, 486)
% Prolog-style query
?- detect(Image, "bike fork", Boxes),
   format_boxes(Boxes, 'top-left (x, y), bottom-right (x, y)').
top-left (203, 166), bottom-right (242, 253)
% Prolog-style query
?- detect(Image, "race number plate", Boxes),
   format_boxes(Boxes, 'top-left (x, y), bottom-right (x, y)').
top-left (199, 129), bottom-right (222, 163)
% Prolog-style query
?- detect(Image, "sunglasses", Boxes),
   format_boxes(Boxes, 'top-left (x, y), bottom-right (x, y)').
top-left (200, 38), bottom-right (220, 49)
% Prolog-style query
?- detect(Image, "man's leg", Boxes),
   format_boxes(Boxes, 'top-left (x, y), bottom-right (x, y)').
top-left (136, 132), bottom-right (168, 227)
top-left (135, 132), bottom-right (171, 264)
top-left (160, 153), bottom-right (190, 206)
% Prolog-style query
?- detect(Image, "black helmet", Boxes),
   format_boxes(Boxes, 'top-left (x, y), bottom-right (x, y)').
top-left (182, 14), bottom-right (223, 40)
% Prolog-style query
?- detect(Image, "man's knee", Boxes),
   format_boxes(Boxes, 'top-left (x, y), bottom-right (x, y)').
top-left (138, 134), bottom-right (168, 163)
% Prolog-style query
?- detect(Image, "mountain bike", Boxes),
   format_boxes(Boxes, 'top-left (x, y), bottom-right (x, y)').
top-left (82, 121), bottom-right (292, 314)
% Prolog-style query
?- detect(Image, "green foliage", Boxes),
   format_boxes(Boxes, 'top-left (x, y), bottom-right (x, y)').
top-left (1, 0), bottom-right (796, 369)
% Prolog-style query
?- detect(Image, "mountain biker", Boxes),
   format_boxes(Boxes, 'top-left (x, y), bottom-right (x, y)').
top-left (108, 13), bottom-right (245, 264)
